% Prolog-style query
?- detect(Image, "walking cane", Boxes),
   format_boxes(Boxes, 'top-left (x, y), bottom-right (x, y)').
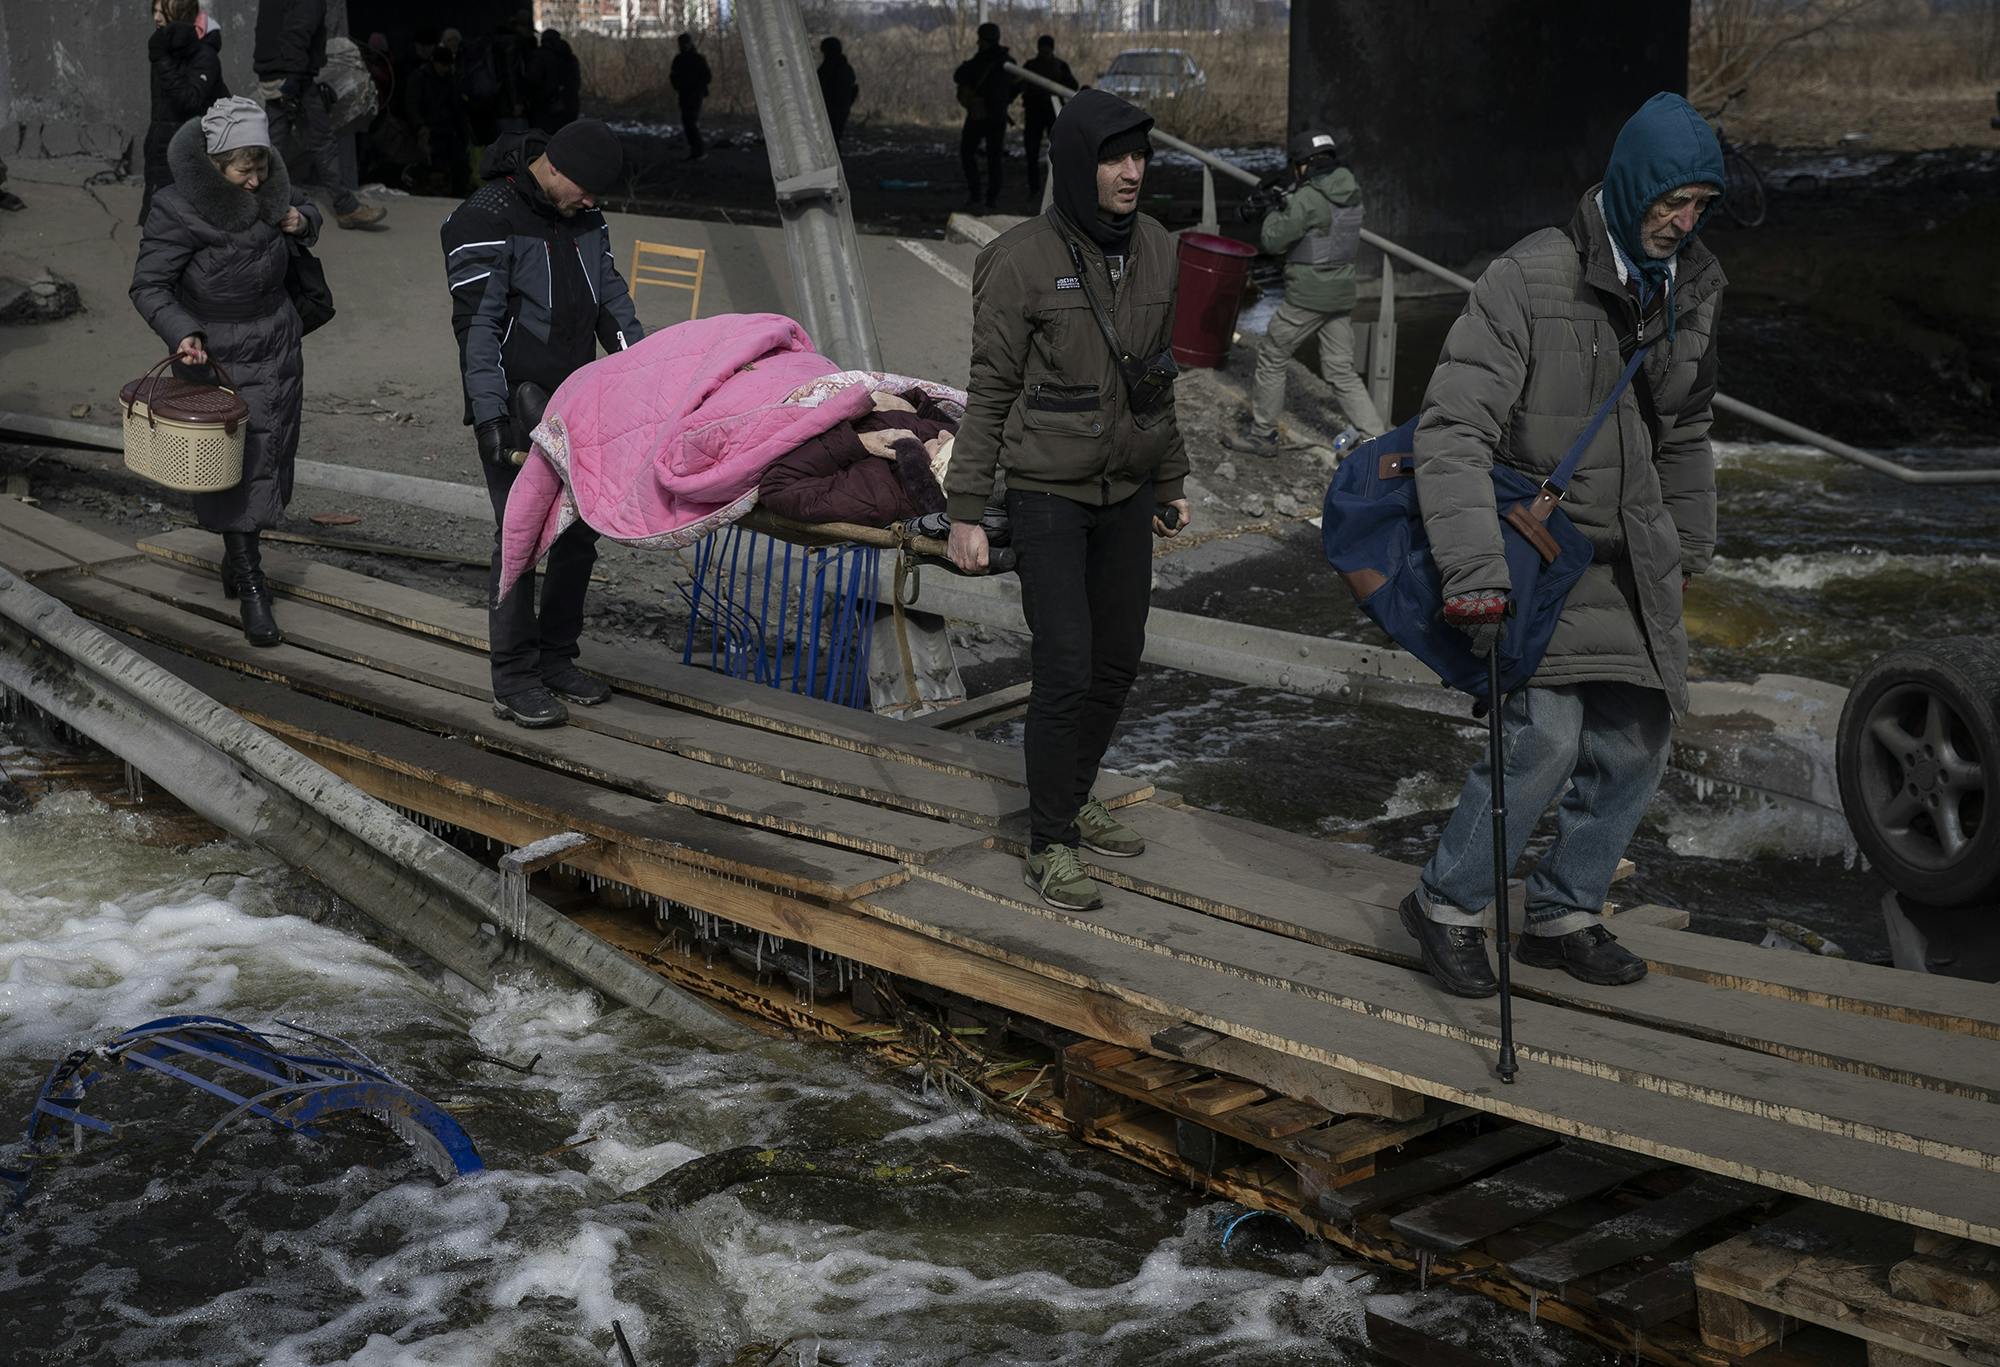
top-left (1489, 648), bottom-right (1521, 1083)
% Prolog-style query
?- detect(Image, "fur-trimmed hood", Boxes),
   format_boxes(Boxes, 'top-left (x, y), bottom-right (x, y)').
top-left (165, 116), bottom-right (293, 232)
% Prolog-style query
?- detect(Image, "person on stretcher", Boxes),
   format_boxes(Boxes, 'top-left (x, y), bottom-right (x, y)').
top-left (756, 387), bottom-right (955, 527)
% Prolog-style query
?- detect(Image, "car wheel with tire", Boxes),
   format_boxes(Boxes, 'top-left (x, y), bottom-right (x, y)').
top-left (1837, 636), bottom-right (2000, 907)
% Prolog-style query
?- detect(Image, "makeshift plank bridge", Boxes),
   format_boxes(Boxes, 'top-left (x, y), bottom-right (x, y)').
top-left (5, 497), bottom-right (1998, 1367)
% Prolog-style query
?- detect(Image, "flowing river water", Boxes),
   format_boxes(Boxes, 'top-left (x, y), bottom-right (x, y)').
top-left (4, 437), bottom-right (1996, 1365)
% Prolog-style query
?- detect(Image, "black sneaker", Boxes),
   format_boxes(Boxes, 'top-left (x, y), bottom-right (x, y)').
top-left (1398, 891), bottom-right (1498, 998)
top-left (1515, 924), bottom-right (1648, 985)
top-left (542, 665), bottom-right (611, 706)
top-left (493, 686), bottom-right (569, 729)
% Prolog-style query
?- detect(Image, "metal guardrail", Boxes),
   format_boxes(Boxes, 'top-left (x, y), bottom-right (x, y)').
top-left (1003, 62), bottom-right (2000, 486)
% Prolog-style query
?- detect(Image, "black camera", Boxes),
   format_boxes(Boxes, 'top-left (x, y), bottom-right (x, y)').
top-left (1235, 183), bottom-right (1289, 223)
top-left (1123, 347), bottom-right (1178, 423)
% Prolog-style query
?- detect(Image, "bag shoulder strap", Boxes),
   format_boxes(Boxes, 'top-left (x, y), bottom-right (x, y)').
top-left (1064, 237), bottom-right (1136, 374)
top-left (1545, 342), bottom-right (1649, 497)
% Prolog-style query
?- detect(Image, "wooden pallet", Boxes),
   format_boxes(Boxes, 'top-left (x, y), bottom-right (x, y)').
top-left (1696, 1207), bottom-right (2000, 1365)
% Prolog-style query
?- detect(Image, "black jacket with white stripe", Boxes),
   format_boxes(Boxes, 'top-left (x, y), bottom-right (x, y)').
top-left (440, 133), bottom-right (645, 430)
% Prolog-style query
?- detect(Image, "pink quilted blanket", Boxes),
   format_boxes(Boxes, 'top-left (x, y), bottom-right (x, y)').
top-left (497, 312), bottom-right (876, 600)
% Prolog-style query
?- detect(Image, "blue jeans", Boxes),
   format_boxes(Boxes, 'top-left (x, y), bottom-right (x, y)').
top-left (1419, 683), bottom-right (1673, 937)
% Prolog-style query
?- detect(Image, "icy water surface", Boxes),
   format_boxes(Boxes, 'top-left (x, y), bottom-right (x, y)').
top-left (0, 785), bottom-right (1614, 1366)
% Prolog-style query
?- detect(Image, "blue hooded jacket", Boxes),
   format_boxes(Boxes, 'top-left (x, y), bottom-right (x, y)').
top-left (1600, 92), bottom-right (1725, 339)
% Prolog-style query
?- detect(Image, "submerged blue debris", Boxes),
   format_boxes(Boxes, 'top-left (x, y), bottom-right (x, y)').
top-left (2, 1014), bottom-right (481, 1212)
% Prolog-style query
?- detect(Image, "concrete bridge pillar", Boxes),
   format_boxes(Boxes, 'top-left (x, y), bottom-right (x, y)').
top-left (1290, 2), bottom-right (1691, 270)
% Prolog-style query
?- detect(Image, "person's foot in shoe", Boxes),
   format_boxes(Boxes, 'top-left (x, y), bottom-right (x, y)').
top-left (336, 202), bottom-right (388, 230)
top-left (493, 685), bottom-right (569, 729)
top-left (1024, 844), bottom-right (1103, 911)
top-left (543, 664), bottom-right (611, 706)
top-left (1076, 797), bottom-right (1145, 858)
top-left (1220, 424), bottom-right (1280, 458)
top-left (1398, 891), bottom-right (1498, 997)
top-left (0, 189), bottom-right (25, 213)
top-left (1515, 923), bottom-right (1648, 985)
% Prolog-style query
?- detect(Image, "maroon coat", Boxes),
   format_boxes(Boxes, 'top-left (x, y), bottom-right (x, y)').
top-left (758, 397), bottom-right (953, 525)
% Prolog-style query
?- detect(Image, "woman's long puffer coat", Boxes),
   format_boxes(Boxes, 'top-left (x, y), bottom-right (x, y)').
top-left (130, 117), bottom-right (322, 533)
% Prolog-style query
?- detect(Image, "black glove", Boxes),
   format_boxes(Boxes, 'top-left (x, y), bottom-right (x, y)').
top-left (475, 418), bottom-right (517, 470)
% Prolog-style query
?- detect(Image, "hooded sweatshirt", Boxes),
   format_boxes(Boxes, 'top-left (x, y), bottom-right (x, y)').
top-left (1048, 88), bottom-right (1154, 255)
top-left (1598, 92), bottom-right (1725, 339)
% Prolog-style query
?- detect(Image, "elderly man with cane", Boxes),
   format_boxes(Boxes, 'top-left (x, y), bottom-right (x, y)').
top-left (1401, 92), bottom-right (1727, 1018)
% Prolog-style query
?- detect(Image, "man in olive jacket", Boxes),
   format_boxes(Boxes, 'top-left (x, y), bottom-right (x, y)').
top-left (1224, 131), bottom-right (1383, 456)
top-left (947, 89), bottom-right (1191, 913)
top-left (1402, 93), bottom-right (1726, 996)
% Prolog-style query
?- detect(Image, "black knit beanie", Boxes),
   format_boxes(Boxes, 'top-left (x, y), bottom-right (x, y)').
top-left (545, 119), bottom-right (623, 195)
top-left (1098, 124), bottom-right (1152, 162)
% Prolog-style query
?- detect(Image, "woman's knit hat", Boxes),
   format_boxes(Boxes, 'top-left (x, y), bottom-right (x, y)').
top-left (201, 97), bottom-right (269, 155)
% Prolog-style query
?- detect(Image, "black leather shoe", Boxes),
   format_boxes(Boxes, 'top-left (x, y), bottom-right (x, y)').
top-left (1515, 924), bottom-right (1648, 985)
top-left (1399, 892), bottom-right (1498, 998)
top-left (493, 686), bottom-right (569, 728)
top-left (222, 531), bottom-right (281, 647)
top-left (542, 665), bottom-right (610, 706)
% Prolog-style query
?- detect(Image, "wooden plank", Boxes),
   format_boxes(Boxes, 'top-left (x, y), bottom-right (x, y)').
top-left (1112, 1057), bottom-right (1205, 1092)
top-left (135, 526), bottom-right (1151, 800)
top-left (1507, 1173), bottom-right (1771, 1289)
top-left (915, 848), bottom-right (2000, 1176)
top-left (1065, 1041), bottom-right (1140, 1073)
top-left (998, 815), bottom-right (2000, 1105)
top-left (1173, 1077), bottom-right (1267, 1116)
top-left (1699, 1285), bottom-right (1789, 1356)
top-left (851, 877), bottom-right (2000, 1243)
top-left (50, 575), bottom-right (975, 864)
top-left (1593, 1258), bottom-right (1699, 1331)
top-left (0, 535), bottom-right (76, 578)
top-left (0, 497), bottom-right (142, 567)
top-left (1364, 1308), bottom-right (1505, 1367)
top-left (1618, 920), bottom-right (2000, 1042)
top-left (1892, 1259), bottom-right (2000, 1318)
top-left (1145, 1019), bottom-right (1423, 1120)
top-left (1283, 1109), bottom-right (1464, 1171)
top-left (1312, 1125), bottom-right (1561, 1223)
top-left (1232, 1097), bottom-right (1332, 1140)
top-left (117, 635), bottom-right (905, 902)
top-left (1390, 1143), bottom-right (1670, 1253)
top-left (93, 557), bottom-right (1031, 829)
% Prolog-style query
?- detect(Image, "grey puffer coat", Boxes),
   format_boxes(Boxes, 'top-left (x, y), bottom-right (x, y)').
top-left (130, 118), bottom-right (322, 533)
top-left (1413, 189), bottom-right (1724, 717)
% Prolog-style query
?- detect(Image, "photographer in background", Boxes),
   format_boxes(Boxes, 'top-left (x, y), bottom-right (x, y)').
top-left (1222, 131), bottom-right (1381, 457)
top-left (946, 89), bottom-right (1191, 913)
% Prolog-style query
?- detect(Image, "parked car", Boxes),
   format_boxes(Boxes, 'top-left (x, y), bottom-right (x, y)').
top-left (1096, 48), bottom-right (1206, 102)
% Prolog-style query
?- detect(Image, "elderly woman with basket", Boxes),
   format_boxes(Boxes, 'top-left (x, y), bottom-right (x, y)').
top-left (130, 96), bottom-right (319, 647)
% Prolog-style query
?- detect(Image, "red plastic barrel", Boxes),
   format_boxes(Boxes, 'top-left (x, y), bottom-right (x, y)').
top-left (1170, 231), bottom-right (1259, 368)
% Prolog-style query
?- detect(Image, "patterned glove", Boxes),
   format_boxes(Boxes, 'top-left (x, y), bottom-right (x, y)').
top-left (1443, 589), bottom-right (1508, 658)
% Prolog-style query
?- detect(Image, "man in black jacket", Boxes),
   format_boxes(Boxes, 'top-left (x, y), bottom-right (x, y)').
top-left (953, 22), bottom-right (1017, 211)
top-left (1021, 34), bottom-right (1075, 205)
top-left (440, 119), bottom-right (646, 728)
top-left (669, 33), bottom-right (711, 161)
top-left (254, 0), bottom-right (386, 228)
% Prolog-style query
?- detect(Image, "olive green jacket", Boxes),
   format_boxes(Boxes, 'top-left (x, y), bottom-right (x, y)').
top-left (1260, 165), bottom-right (1360, 315)
top-left (1413, 189), bottom-right (1725, 717)
top-left (946, 207), bottom-right (1188, 522)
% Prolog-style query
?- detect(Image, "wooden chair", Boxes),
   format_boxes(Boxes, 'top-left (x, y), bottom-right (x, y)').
top-left (628, 240), bottom-right (706, 322)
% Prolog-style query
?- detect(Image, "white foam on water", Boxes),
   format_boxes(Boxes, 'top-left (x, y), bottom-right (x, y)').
top-left (1376, 771), bottom-right (1466, 822)
top-left (699, 1203), bottom-right (1374, 1365)
top-left (1707, 547), bottom-right (2000, 591)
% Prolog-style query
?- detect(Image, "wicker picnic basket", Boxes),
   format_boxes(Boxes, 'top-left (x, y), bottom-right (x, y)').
top-left (118, 354), bottom-right (250, 493)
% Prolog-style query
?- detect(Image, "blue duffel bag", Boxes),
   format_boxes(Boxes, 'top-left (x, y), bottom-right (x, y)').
top-left (1320, 345), bottom-right (1649, 697)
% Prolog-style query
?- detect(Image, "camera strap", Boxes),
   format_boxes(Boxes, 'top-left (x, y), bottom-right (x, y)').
top-left (1064, 238), bottom-right (1143, 391)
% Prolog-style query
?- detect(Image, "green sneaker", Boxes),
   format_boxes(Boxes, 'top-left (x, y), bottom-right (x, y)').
top-left (1076, 797), bottom-right (1146, 858)
top-left (1024, 844), bottom-right (1103, 911)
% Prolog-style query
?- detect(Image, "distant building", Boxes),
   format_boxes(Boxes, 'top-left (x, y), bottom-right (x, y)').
top-left (535, 0), bottom-right (722, 37)
top-left (1045, 0), bottom-right (1281, 30)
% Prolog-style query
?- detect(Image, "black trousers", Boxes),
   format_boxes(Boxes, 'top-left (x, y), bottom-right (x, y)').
top-left (960, 113), bottom-right (1007, 205)
top-left (680, 98), bottom-right (705, 157)
top-left (1009, 488), bottom-right (1153, 851)
top-left (1024, 112), bottom-right (1055, 199)
top-left (482, 453), bottom-right (599, 697)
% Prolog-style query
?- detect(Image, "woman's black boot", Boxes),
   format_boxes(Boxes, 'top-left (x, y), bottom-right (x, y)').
top-left (219, 536), bottom-right (238, 599)
top-left (222, 531), bottom-right (282, 647)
